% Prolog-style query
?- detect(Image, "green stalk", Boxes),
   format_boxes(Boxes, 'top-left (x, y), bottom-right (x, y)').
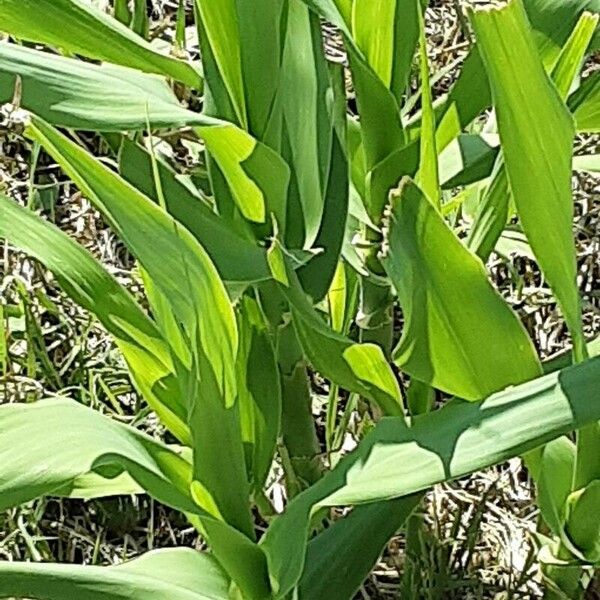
top-left (280, 363), bottom-right (323, 491)
top-left (359, 232), bottom-right (395, 358)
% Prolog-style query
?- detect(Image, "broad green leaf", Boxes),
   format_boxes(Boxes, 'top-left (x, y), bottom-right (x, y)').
top-left (351, 0), bottom-right (421, 101)
top-left (188, 355), bottom-right (254, 538)
top-left (118, 140), bottom-right (271, 282)
top-left (197, 124), bottom-right (290, 225)
top-left (237, 297), bottom-right (281, 492)
top-left (27, 117), bottom-right (238, 407)
top-left (465, 8), bottom-right (594, 263)
top-left (297, 496), bottom-right (420, 600)
top-left (198, 125), bottom-right (265, 222)
top-left (194, 0), bottom-right (246, 125)
top-left (25, 117), bottom-right (254, 538)
top-left (279, 3), bottom-right (331, 245)
top-left (471, 0), bottom-right (586, 360)
top-left (347, 56), bottom-right (404, 196)
top-left (381, 179), bottom-right (541, 400)
top-left (526, 437), bottom-right (576, 537)
top-left (0, 0), bottom-right (201, 88)
top-left (0, 194), bottom-right (188, 443)
top-left (263, 356), bottom-right (600, 596)
top-left (415, 4), bottom-right (440, 207)
top-left (0, 399), bottom-right (271, 599)
top-left (0, 43), bottom-right (206, 131)
top-left (236, 0), bottom-right (285, 138)
top-left (0, 44), bottom-right (283, 223)
top-left (298, 0), bottom-right (406, 175)
top-left (297, 116), bottom-right (349, 301)
top-left (280, 360), bottom-right (323, 490)
top-left (281, 268), bottom-right (403, 417)
top-left (551, 11), bottom-right (599, 99)
top-left (568, 70), bottom-right (600, 132)
top-left (0, 399), bottom-right (197, 514)
top-left (0, 548), bottom-right (230, 600)
top-left (565, 480), bottom-right (600, 562)
top-left (352, 0), bottom-right (397, 88)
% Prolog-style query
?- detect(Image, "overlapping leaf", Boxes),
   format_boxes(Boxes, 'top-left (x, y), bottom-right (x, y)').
top-left (262, 356), bottom-right (600, 597)
top-left (381, 179), bottom-right (541, 400)
top-left (0, 549), bottom-right (230, 600)
top-left (0, 399), bottom-right (196, 514)
top-left (0, 399), bottom-right (271, 600)
top-left (0, 0), bottom-right (200, 87)
top-left (25, 117), bottom-right (254, 541)
top-left (0, 194), bottom-right (188, 442)
top-left (118, 140), bottom-right (271, 282)
top-left (0, 43), bottom-right (205, 131)
top-left (281, 268), bottom-right (403, 417)
top-left (471, 0), bottom-right (586, 360)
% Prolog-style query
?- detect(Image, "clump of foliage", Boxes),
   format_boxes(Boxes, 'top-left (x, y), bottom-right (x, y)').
top-left (0, 0), bottom-right (599, 598)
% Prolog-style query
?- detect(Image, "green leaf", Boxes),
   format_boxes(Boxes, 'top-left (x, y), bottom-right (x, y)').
top-left (352, 0), bottom-right (397, 88)
top-left (118, 140), bottom-right (271, 283)
top-left (297, 122), bottom-right (349, 301)
top-left (569, 70), bottom-right (600, 132)
top-left (0, 398), bottom-right (197, 514)
top-left (523, 0), bottom-right (600, 61)
top-left (0, 549), bottom-right (230, 600)
top-left (197, 125), bottom-right (265, 222)
top-left (27, 117), bottom-right (239, 407)
top-left (237, 297), bottom-right (282, 492)
top-left (236, 0), bottom-right (285, 138)
top-left (263, 356), bottom-right (600, 596)
top-left (0, 399), bottom-right (271, 599)
top-left (197, 124), bottom-right (290, 224)
top-left (25, 117), bottom-right (256, 539)
top-left (415, 4), bottom-right (440, 208)
top-left (0, 43), bottom-right (205, 131)
top-left (298, 0), bottom-right (406, 177)
top-left (278, 3), bottom-right (332, 245)
top-left (0, 43), bottom-right (284, 224)
top-left (0, 0), bottom-right (201, 88)
top-left (381, 179), bottom-right (541, 401)
top-left (470, 0), bottom-right (586, 361)
top-left (0, 194), bottom-right (189, 443)
top-left (465, 7), bottom-right (594, 263)
top-left (114, 0), bottom-right (132, 25)
top-left (565, 480), bottom-right (600, 562)
top-left (194, 0), bottom-right (246, 124)
top-left (526, 437), bottom-right (576, 537)
top-left (352, 0), bottom-right (421, 102)
top-left (298, 496), bottom-right (420, 600)
top-left (551, 11), bottom-right (599, 99)
top-left (281, 268), bottom-right (403, 417)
